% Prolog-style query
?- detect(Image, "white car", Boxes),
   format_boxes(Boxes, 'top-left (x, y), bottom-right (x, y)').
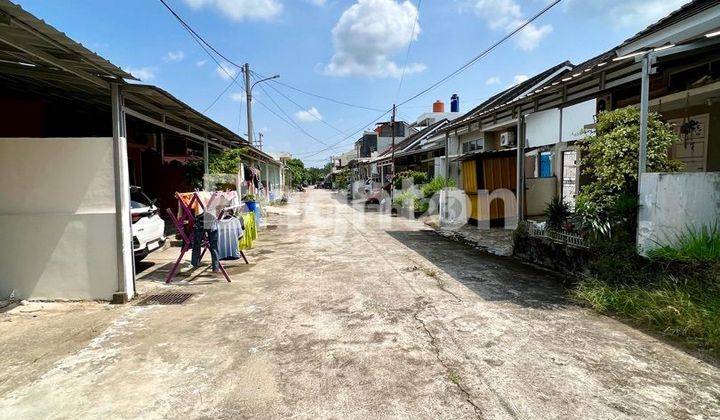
top-left (131, 186), bottom-right (166, 261)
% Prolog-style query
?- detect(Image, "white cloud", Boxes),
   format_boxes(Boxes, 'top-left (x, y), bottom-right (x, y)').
top-left (196, 59), bottom-right (208, 67)
top-left (124, 66), bottom-right (157, 81)
top-left (183, 0), bottom-right (282, 21)
top-left (485, 76), bottom-right (501, 85)
top-left (164, 51), bottom-right (185, 62)
top-left (472, 0), bottom-right (553, 51)
top-left (216, 62), bottom-right (238, 80)
top-left (230, 92), bottom-right (246, 102)
top-left (564, 0), bottom-right (687, 30)
top-left (305, 0), bottom-right (326, 5)
top-left (509, 74), bottom-right (529, 87)
top-left (324, 0), bottom-right (425, 78)
top-left (294, 106), bottom-right (323, 122)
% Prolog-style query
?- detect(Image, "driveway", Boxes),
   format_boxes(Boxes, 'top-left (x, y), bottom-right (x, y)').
top-left (0, 188), bottom-right (718, 418)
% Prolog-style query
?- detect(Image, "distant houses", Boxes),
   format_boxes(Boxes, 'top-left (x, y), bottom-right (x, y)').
top-left (333, 0), bottom-right (720, 248)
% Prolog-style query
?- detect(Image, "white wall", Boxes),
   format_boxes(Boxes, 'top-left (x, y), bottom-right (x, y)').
top-left (561, 99), bottom-right (596, 142)
top-left (0, 138), bottom-right (123, 300)
top-left (525, 108), bottom-right (560, 147)
top-left (637, 172), bottom-right (720, 254)
top-left (525, 177), bottom-right (557, 217)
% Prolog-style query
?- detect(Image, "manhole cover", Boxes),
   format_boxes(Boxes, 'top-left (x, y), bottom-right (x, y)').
top-left (137, 293), bottom-right (193, 306)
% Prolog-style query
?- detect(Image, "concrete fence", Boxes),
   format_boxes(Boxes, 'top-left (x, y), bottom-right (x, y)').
top-left (637, 172), bottom-right (720, 255)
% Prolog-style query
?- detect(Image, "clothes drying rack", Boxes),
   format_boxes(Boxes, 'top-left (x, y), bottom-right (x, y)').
top-left (164, 191), bottom-right (237, 284)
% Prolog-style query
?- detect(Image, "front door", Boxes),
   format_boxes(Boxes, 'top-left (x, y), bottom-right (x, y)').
top-left (561, 150), bottom-right (578, 209)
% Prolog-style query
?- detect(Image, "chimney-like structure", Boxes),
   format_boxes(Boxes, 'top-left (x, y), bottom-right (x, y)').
top-left (433, 100), bottom-right (445, 113)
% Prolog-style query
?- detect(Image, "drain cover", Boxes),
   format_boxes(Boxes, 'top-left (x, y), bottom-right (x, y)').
top-left (137, 293), bottom-right (193, 306)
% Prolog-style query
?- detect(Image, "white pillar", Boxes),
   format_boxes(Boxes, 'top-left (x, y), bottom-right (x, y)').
top-left (203, 140), bottom-right (209, 174)
top-left (516, 115), bottom-right (526, 223)
top-left (265, 163), bottom-right (270, 197)
top-left (638, 54), bottom-right (652, 182)
top-left (111, 83), bottom-right (134, 302)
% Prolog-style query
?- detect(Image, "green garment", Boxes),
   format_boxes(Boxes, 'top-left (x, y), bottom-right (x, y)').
top-left (239, 212), bottom-right (257, 250)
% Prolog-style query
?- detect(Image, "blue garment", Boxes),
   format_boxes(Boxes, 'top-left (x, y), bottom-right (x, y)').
top-left (539, 152), bottom-right (552, 178)
top-left (191, 214), bottom-right (220, 270)
top-left (217, 217), bottom-right (244, 260)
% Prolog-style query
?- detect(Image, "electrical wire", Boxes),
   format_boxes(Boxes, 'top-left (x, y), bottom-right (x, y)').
top-left (295, 108), bottom-right (392, 159)
top-left (300, 0), bottom-right (560, 160)
top-left (394, 0), bottom-right (423, 104)
top-left (203, 69), bottom-right (242, 112)
top-left (158, 0), bottom-right (244, 70)
top-left (251, 70), bottom-right (347, 136)
top-left (269, 79), bottom-right (385, 112)
top-left (254, 82), bottom-right (329, 146)
top-left (396, 0), bottom-right (562, 109)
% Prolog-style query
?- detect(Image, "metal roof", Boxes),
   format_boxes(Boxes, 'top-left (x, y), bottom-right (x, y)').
top-left (617, 0), bottom-right (718, 51)
top-left (376, 118), bottom-right (449, 159)
top-left (0, 0), bottom-right (134, 85)
top-left (444, 61), bottom-right (574, 131)
top-left (0, 0), bottom-right (280, 164)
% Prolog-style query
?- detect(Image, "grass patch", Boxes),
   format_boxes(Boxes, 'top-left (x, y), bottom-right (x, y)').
top-left (647, 224), bottom-right (720, 264)
top-left (574, 275), bottom-right (720, 356)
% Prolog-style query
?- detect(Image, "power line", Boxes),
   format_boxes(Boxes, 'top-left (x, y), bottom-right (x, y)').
top-left (251, 70), bottom-right (347, 136)
top-left (254, 82), bottom-right (329, 147)
top-left (300, 0), bottom-right (560, 160)
top-left (158, 0), bottom-right (244, 70)
top-left (295, 108), bottom-right (392, 159)
top-left (395, 0), bottom-right (423, 104)
top-left (203, 69), bottom-right (242, 112)
top-left (396, 0), bottom-right (562, 109)
top-left (269, 79), bottom-right (385, 112)
top-left (157, 0), bottom-right (249, 137)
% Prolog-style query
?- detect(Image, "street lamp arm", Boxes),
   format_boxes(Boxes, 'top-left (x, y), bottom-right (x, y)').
top-left (251, 74), bottom-right (280, 92)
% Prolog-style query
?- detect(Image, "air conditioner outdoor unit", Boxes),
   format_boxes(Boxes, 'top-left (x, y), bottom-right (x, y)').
top-left (500, 131), bottom-right (516, 147)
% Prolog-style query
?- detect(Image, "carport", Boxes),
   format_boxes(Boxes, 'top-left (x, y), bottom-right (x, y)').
top-left (0, 1), bottom-right (276, 302)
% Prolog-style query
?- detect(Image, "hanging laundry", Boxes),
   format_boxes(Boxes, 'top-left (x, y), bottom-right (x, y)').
top-left (217, 216), bottom-right (244, 260)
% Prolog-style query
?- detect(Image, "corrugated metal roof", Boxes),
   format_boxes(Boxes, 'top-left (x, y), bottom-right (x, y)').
top-left (617, 0), bottom-right (716, 50)
top-left (0, 0), bottom-right (282, 163)
top-left (445, 61), bottom-right (573, 131)
top-left (0, 0), bottom-right (134, 82)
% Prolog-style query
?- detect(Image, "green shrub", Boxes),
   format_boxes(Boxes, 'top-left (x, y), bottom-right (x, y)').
top-left (421, 176), bottom-right (456, 198)
top-left (394, 171), bottom-right (429, 189)
top-left (648, 225), bottom-right (720, 264)
top-left (392, 190), bottom-right (427, 213)
top-left (576, 107), bottom-right (681, 237)
top-left (544, 196), bottom-right (570, 230)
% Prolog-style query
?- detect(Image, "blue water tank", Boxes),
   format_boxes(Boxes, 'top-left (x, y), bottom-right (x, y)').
top-left (450, 94), bottom-right (459, 113)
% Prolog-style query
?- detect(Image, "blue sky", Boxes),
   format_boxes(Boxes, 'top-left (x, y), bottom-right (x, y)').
top-left (18, 0), bottom-right (688, 166)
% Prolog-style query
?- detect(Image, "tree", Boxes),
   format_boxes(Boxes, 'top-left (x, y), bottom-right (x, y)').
top-left (184, 147), bottom-right (248, 188)
top-left (576, 106), bottom-right (682, 236)
top-left (335, 168), bottom-right (350, 190)
top-left (286, 158), bottom-right (307, 187)
top-left (209, 147), bottom-right (248, 174)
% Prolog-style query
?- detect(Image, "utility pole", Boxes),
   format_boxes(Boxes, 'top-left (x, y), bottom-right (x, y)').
top-left (390, 104), bottom-right (396, 202)
top-left (244, 63), bottom-right (254, 146)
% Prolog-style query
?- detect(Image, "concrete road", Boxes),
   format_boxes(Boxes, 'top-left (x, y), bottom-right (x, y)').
top-left (1, 189), bottom-right (719, 419)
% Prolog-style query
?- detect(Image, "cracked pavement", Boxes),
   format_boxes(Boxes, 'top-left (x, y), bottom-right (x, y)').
top-left (1, 188), bottom-right (719, 418)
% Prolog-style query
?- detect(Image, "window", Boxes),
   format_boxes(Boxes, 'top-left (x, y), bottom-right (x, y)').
top-left (462, 139), bottom-right (483, 154)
